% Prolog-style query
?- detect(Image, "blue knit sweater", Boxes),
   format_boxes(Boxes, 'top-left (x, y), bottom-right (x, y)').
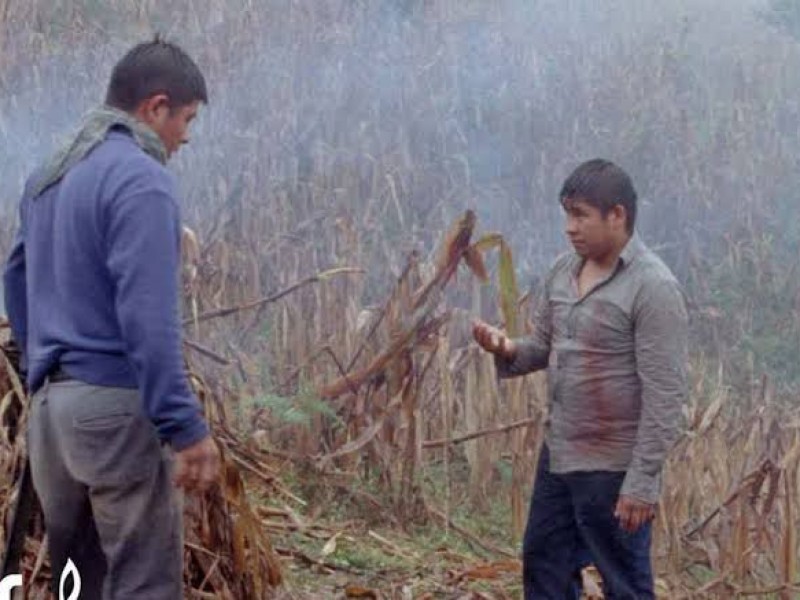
top-left (3, 128), bottom-right (208, 450)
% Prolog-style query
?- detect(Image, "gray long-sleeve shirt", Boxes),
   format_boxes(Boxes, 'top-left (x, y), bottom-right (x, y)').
top-left (496, 234), bottom-right (688, 503)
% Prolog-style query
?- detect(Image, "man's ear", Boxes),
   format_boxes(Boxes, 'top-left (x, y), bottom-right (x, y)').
top-left (610, 204), bottom-right (627, 230)
top-left (134, 93), bottom-right (170, 122)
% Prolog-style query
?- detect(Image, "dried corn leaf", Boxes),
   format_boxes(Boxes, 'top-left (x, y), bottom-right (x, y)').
top-left (452, 559), bottom-right (521, 582)
top-left (469, 233), bottom-right (520, 335)
top-left (321, 532), bottom-right (342, 557)
top-left (464, 245), bottom-right (489, 282)
top-left (345, 585), bottom-right (379, 598)
top-left (498, 241), bottom-right (520, 336)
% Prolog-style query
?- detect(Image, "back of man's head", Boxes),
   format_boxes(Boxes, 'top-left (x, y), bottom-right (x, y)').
top-left (105, 37), bottom-right (208, 112)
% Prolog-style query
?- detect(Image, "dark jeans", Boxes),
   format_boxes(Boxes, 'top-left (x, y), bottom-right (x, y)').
top-left (569, 545), bottom-right (592, 600)
top-left (28, 379), bottom-right (184, 600)
top-left (522, 446), bottom-right (654, 600)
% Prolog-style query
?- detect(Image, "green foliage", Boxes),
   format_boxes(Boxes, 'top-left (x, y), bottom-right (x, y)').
top-left (237, 374), bottom-right (341, 431)
top-left (695, 232), bottom-right (800, 395)
top-left (494, 458), bottom-right (513, 487)
top-left (251, 385), bottom-right (341, 428)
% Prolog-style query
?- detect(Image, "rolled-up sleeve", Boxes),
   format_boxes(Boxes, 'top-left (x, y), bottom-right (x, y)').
top-left (495, 277), bottom-right (552, 378)
top-left (621, 278), bottom-right (689, 503)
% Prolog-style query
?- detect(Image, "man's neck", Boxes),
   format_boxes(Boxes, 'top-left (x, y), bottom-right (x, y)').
top-left (586, 233), bottom-right (632, 270)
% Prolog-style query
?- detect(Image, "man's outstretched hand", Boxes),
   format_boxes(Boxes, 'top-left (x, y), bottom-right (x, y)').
top-left (174, 435), bottom-right (221, 493)
top-left (472, 319), bottom-right (517, 360)
top-left (614, 495), bottom-right (655, 533)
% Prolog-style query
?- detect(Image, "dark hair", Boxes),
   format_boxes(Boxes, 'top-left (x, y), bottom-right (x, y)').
top-left (105, 37), bottom-right (208, 112)
top-left (559, 159), bottom-right (637, 233)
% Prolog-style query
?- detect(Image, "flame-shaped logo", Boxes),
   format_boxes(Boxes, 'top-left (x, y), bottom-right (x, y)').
top-left (59, 559), bottom-right (81, 600)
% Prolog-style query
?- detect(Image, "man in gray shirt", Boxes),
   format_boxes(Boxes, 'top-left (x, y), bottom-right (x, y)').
top-left (473, 159), bottom-right (688, 599)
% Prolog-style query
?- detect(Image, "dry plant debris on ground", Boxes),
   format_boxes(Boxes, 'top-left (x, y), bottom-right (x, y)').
top-left (2, 212), bottom-right (800, 599)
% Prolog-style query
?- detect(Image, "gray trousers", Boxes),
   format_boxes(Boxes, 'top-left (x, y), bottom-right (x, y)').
top-left (27, 380), bottom-right (183, 599)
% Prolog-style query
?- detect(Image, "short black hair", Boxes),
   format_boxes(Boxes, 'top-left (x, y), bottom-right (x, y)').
top-left (105, 37), bottom-right (208, 112)
top-left (560, 159), bottom-right (637, 233)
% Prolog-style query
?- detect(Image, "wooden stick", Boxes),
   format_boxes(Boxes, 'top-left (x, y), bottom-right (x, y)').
top-left (274, 546), bottom-right (363, 574)
top-left (426, 505), bottom-right (516, 559)
top-left (183, 339), bottom-right (230, 365)
top-left (422, 418), bottom-right (536, 449)
top-left (182, 267), bottom-right (362, 326)
top-left (685, 459), bottom-right (775, 537)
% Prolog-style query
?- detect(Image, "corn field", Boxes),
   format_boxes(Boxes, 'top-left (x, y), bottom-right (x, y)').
top-left (2, 0), bottom-right (800, 598)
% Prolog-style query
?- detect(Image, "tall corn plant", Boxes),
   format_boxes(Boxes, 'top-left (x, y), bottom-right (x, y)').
top-left (468, 234), bottom-right (542, 538)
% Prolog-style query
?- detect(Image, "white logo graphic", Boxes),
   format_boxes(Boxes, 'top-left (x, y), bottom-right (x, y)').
top-left (0, 573), bottom-right (21, 600)
top-left (0, 558), bottom-right (81, 600)
top-left (59, 558), bottom-right (82, 600)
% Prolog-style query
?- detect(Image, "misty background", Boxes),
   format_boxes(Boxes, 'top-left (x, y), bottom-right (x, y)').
top-left (1, 0), bottom-right (799, 398)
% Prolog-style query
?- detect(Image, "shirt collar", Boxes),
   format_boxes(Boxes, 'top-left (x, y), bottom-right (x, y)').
top-left (567, 232), bottom-right (645, 278)
top-left (619, 233), bottom-right (645, 267)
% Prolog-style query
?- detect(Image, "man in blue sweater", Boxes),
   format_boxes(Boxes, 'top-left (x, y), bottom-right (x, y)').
top-left (3, 39), bottom-right (220, 598)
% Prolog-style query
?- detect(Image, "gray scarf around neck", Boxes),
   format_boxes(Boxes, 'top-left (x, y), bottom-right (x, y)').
top-left (30, 105), bottom-right (167, 199)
